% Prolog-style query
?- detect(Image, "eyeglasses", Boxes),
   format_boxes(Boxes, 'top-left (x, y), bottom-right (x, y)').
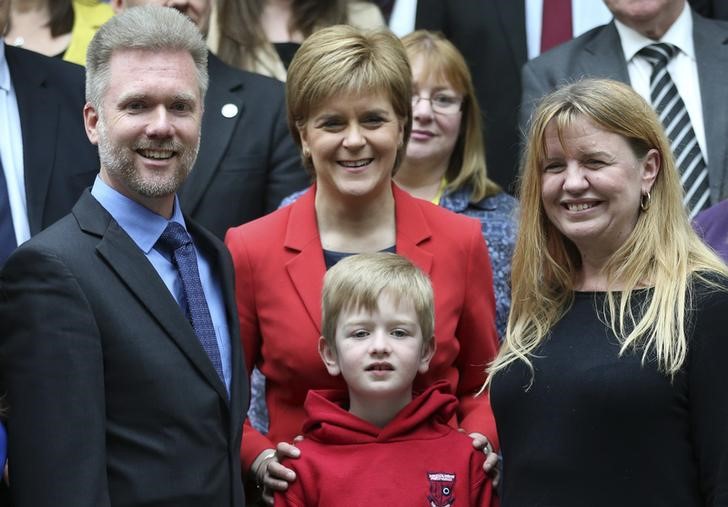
top-left (411, 93), bottom-right (463, 115)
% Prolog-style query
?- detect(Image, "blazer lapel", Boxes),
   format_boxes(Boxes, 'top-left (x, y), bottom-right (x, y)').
top-left (7, 47), bottom-right (58, 235)
top-left (74, 193), bottom-right (230, 402)
top-left (392, 185), bottom-right (433, 276)
top-left (693, 13), bottom-right (728, 203)
top-left (179, 54), bottom-right (244, 215)
top-left (580, 22), bottom-right (631, 83)
top-left (283, 187), bottom-right (326, 334)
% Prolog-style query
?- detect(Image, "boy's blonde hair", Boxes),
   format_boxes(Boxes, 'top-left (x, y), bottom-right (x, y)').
top-left (322, 253), bottom-right (434, 349)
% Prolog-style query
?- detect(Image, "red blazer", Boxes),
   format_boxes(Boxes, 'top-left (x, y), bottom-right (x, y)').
top-left (225, 184), bottom-right (499, 470)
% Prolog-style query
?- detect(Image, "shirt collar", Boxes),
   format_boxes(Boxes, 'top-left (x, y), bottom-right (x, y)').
top-left (615, 2), bottom-right (694, 62)
top-left (0, 42), bottom-right (11, 94)
top-left (91, 176), bottom-right (187, 254)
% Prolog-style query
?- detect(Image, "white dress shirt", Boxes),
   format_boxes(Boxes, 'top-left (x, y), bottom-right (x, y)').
top-left (0, 42), bottom-right (31, 246)
top-left (615, 4), bottom-right (706, 160)
top-left (389, 0), bottom-right (418, 37)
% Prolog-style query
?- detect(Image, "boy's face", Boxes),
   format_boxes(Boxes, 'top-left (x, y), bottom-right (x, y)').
top-left (319, 291), bottom-right (435, 412)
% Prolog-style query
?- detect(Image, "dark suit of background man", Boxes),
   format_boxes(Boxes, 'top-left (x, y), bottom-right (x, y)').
top-left (689, 0), bottom-right (728, 20)
top-left (0, 6), bottom-right (247, 506)
top-left (0, 0), bottom-right (98, 267)
top-left (521, 0), bottom-right (728, 209)
top-left (112, 0), bottom-right (309, 240)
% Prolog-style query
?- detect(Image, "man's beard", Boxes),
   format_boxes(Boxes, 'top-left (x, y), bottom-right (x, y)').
top-left (96, 116), bottom-right (199, 198)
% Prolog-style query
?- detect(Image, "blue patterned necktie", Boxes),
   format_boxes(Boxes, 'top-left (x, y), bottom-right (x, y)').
top-left (638, 43), bottom-right (711, 217)
top-left (156, 222), bottom-right (224, 382)
top-left (0, 155), bottom-right (17, 265)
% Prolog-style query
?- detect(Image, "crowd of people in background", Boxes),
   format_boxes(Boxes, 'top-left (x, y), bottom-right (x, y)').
top-left (0, 0), bottom-right (727, 506)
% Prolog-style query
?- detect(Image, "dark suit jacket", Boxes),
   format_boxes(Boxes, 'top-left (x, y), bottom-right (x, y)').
top-left (689, 0), bottom-right (728, 20)
top-left (226, 184), bottom-right (500, 469)
top-left (5, 45), bottom-right (99, 234)
top-left (520, 13), bottom-right (728, 204)
top-left (0, 191), bottom-right (247, 507)
top-left (416, 0), bottom-right (527, 195)
top-left (178, 54), bottom-right (309, 239)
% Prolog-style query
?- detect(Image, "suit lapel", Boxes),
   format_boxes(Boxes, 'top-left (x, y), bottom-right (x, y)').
top-left (74, 193), bottom-right (230, 402)
top-left (693, 13), bottom-right (728, 203)
top-left (7, 47), bottom-right (59, 235)
top-left (179, 54), bottom-right (244, 215)
top-left (392, 184), bottom-right (433, 276)
top-left (580, 22), bottom-right (631, 83)
top-left (281, 185), bottom-right (436, 333)
top-left (284, 187), bottom-right (326, 334)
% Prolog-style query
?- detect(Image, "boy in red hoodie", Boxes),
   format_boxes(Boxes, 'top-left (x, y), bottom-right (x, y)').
top-left (274, 253), bottom-right (494, 507)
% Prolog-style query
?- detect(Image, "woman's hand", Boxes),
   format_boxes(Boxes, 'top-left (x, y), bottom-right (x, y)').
top-left (251, 441), bottom-right (301, 505)
top-left (468, 432), bottom-right (500, 488)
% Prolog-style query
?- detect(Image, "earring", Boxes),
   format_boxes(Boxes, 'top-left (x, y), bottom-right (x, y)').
top-left (302, 148), bottom-right (311, 159)
top-left (640, 191), bottom-right (651, 212)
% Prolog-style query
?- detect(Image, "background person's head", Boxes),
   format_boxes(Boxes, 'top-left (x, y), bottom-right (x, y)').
top-left (602, 0), bottom-right (685, 39)
top-left (286, 25), bottom-right (412, 177)
top-left (400, 30), bottom-right (500, 200)
top-left (111, 0), bottom-right (212, 37)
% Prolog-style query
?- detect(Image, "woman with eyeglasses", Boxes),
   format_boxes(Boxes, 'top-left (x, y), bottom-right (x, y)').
top-left (397, 30), bottom-right (518, 339)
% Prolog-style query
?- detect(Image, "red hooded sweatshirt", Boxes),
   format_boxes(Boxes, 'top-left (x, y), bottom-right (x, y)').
top-left (274, 381), bottom-right (494, 507)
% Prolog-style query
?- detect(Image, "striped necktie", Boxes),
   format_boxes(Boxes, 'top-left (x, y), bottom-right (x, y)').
top-left (638, 43), bottom-right (710, 217)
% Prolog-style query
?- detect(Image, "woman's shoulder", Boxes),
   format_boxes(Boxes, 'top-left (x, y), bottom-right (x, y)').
top-left (225, 187), bottom-right (314, 245)
top-left (346, 2), bottom-right (386, 29)
top-left (399, 187), bottom-right (481, 232)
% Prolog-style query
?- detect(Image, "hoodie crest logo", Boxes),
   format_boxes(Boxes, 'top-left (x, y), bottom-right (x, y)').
top-left (427, 472), bottom-right (456, 507)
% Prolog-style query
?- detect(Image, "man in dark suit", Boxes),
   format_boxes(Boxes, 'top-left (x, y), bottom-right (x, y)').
top-left (112, 0), bottom-right (309, 239)
top-left (0, 6), bottom-right (247, 506)
top-left (0, 0), bottom-right (98, 266)
top-left (521, 0), bottom-right (728, 207)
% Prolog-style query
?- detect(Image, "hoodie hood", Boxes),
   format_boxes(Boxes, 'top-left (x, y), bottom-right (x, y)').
top-left (301, 381), bottom-right (458, 445)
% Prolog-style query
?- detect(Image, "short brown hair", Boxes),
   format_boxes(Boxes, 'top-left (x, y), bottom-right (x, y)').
top-left (321, 253), bottom-right (434, 350)
top-left (286, 24), bottom-right (412, 175)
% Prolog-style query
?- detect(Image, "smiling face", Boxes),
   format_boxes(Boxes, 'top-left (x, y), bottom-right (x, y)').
top-left (299, 91), bottom-right (404, 202)
top-left (319, 291), bottom-right (434, 422)
top-left (84, 49), bottom-right (202, 217)
top-left (406, 55), bottom-right (463, 173)
top-left (540, 115), bottom-right (659, 261)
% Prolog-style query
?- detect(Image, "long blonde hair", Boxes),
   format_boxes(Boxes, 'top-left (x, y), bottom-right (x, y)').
top-left (401, 30), bottom-right (500, 201)
top-left (487, 79), bottom-right (727, 385)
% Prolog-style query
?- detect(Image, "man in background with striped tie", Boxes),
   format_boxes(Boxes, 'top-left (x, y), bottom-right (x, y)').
top-left (520, 0), bottom-right (728, 218)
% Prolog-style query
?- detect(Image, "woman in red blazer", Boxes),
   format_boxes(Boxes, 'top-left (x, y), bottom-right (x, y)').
top-left (225, 25), bottom-right (499, 504)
